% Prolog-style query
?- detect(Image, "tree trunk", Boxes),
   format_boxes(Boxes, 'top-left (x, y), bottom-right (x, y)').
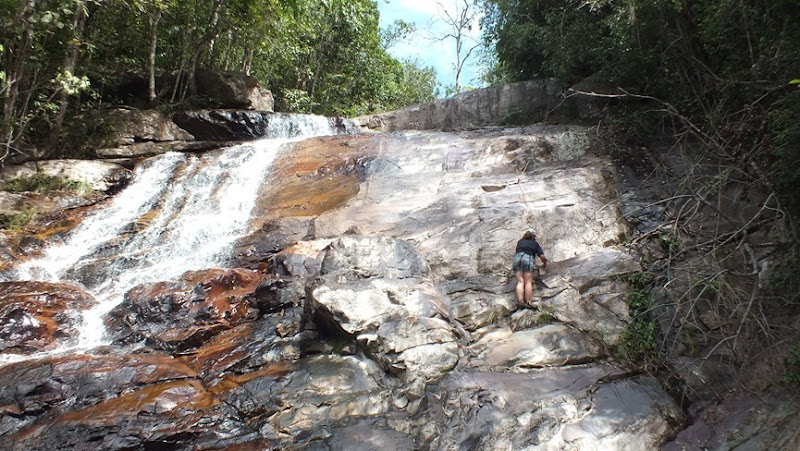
top-left (1, 0), bottom-right (35, 162)
top-left (46, 0), bottom-right (87, 157)
top-left (242, 47), bottom-right (253, 75)
top-left (185, 0), bottom-right (222, 98)
top-left (147, 8), bottom-right (162, 106)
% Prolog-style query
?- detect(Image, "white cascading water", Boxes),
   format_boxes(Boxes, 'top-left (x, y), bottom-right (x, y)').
top-left (4, 113), bottom-right (352, 361)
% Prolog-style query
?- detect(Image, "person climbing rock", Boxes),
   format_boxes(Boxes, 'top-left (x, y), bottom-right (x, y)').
top-left (512, 230), bottom-right (547, 307)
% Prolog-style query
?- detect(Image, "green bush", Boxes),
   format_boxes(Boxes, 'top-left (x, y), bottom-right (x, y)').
top-left (2, 173), bottom-right (92, 194)
top-left (613, 273), bottom-right (658, 365)
top-left (0, 209), bottom-right (38, 231)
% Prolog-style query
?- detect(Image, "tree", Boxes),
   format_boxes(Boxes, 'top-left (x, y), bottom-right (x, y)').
top-left (433, 0), bottom-right (480, 93)
top-left (381, 19), bottom-right (415, 50)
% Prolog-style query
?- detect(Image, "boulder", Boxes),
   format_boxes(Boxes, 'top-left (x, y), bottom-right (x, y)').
top-left (363, 316), bottom-right (460, 379)
top-left (105, 268), bottom-right (269, 351)
top-left (475, 324), bottom-right (602, 368)
top-left (89, 108), bottom-right (193, 149)
top-left (0, 281), bottom-right (97, 354)
top-left (194, 69), bottom-right (274, 111)
top-left (0, 159), bottom-right (130, 192)
top-left (172, 110), bottom-right (272, 141)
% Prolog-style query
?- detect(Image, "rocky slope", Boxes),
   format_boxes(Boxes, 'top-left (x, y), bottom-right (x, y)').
top-left (0, 81), bottom-right (797, 449)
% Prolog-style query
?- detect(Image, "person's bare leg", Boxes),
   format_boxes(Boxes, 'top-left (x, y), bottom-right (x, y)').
top-left (523, 271), bottom-right (535, 305)
top-left (515, 271), bottom-right (525, 304)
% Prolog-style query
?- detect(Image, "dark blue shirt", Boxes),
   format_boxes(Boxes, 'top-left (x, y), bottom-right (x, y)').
top-left (516, 239), bottom-right (544, 257)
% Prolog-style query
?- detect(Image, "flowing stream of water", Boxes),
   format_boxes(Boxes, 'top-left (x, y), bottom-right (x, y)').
top-left (3, 113), bottom-right (352, 362)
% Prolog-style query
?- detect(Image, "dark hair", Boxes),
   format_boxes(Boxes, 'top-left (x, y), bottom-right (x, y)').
top-left (522, 231), bottom-right (535, 240)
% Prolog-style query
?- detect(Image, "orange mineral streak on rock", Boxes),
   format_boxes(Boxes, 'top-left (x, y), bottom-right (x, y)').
top-left (0, 281), bottom-right (97, 354)
top-left (47, 353), bottom-right (199, 382)
top-left (47, 380), bottom-right (215, 427)
top-left (252, 135), bottom-right (377, 228)
top-left (178, 322), bottom-right (255, 377)
top-left (206, 361), bottom-right (296, 396)
top-left (181, 268), bottom-right (263, 324)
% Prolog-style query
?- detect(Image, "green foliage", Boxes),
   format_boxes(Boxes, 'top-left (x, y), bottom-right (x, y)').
top-left (782, 345), bottom-right (800, 387)
top-left (2, 173), bottom-right (91, 194)
top-left (534, 306), bottom-right (557, 326)
top-left (480, 0), bottom-right (800, 138)
top-left (1, 0), bottom-right (438, 159)
top-left (767, 89), bottom-right (800, 219)
top-left (614, 273), bottom-right (658, 365)
top-left (0, 208), bottom-right (37, 231)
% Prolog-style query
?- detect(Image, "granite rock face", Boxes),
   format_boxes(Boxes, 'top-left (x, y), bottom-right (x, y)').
top-left (355, 79), bottom-right (567, 131)
top-left (0, 121), bottom-right (692, 450)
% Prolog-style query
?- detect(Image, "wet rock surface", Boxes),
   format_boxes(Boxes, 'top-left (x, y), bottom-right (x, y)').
top-left (105, 268), bottom-right (271, 351)
top-left (0, 281), bottom-right (97, 354)
top-left (3, 119), bottom-right (794, 449)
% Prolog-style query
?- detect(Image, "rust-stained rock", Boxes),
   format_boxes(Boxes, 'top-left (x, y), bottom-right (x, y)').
top-left (105, 268), bottom-right (269, 351)
top-left (0, 352), bottom-right (197, 416)
top-left (0, 281), bottom-right (97, 354)
top-left (252, 135), bottom-right (377, 226)
top-left (9, 380), bottom-right (220, 449)
top-left (178, 311), bottom-right (307, 381)
top-left (229, 135), bottom-right (376, 269)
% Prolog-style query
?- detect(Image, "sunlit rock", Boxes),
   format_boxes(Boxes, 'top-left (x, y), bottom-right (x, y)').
top-left (474, 323), bottom-right (602, 368)
top-left (0, 281), bottom-right (97, 354)
top-left (537, 249), bottom-right (639, 342)
top-left (0, 159), bottom-right (130, 193)
top-left (364, 316), bottom-right (460, 379)
top-left (0, 99), bottom-right (699, 449)
top-left (420, 368), bottom-right (682, 450)
top-left (249, 355), bottom-right (393, 442)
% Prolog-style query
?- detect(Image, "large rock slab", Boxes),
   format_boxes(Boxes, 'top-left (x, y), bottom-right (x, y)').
top-left (0, 159), bottom-right (129, 192)
top-left (664, 388), bottom-right (800, 451)
top-left (89, 108), bottom-right (194, 148)
top-left (355, 79), bottom-right (565, 131)
top-left (536, 248), bottom-right (639, 342)
top-left (422, 368), bottom-right (683, 450)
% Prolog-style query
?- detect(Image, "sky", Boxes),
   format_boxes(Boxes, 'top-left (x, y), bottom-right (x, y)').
top-left (376, 0), bottom-right (486, 95)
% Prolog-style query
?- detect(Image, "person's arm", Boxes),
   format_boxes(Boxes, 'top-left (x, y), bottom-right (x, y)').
top-left (539, 254), bottom-right (547, 269)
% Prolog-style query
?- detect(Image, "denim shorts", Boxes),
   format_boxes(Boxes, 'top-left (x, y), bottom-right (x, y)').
top-left (512, 252), bottom-right (536, 272)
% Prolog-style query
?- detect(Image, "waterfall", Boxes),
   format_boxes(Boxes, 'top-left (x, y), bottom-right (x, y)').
top-left (5, 113), bottom-right (353, 355)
